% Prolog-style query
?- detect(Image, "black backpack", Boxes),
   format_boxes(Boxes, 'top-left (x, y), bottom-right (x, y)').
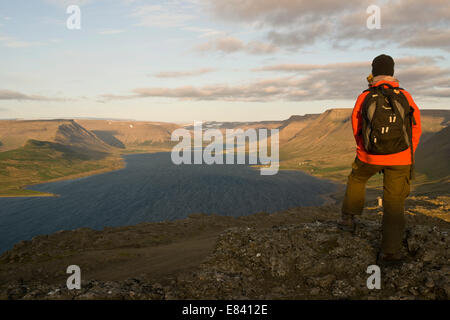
top-left (360, 83), bottom-right (416, 176)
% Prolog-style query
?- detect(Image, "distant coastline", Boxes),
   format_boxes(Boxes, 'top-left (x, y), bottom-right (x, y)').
top-left (0, 155), bottom-right (125, 198)
top-left (0, 147), bottom-right (173, 198)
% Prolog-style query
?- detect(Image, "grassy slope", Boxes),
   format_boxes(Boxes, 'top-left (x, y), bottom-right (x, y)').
top-left (0, 140), bottom-right (123, 197)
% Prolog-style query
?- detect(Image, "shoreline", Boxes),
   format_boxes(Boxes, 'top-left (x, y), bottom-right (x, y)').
top-left (0, 150), bottom-right (344, 199)
top-left (0, 156), bottom-right (125, 198)
top-left (0, 148), bottom-right (174, 198)
top-left (1, 146), bottom-right (439, 201)
top-left (0, 193), bottom-right (58, 198)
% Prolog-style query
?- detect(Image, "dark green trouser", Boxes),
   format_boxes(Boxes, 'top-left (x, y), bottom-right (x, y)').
top-left (342, 157), bottom-right (411, 254)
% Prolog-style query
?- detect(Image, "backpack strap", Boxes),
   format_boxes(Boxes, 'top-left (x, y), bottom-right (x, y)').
top-left (407, 107), bottom-right (415, 179)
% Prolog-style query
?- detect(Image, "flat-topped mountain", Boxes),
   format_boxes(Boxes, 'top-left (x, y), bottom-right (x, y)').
top-left (76, 120), bottom-right (181, 148)
top-left (0, 119), bottom-right (110, 153)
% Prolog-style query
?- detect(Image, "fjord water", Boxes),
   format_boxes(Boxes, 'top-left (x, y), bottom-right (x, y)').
top-left (0, 152), bottom-right (337, 253)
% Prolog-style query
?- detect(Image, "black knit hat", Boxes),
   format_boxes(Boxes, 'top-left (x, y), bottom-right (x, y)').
top-left (371, 54), bottom-right (394, 76)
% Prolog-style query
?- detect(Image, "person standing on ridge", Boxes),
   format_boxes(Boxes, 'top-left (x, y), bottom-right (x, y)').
top-left (339, 54), bottom-right (422, 263)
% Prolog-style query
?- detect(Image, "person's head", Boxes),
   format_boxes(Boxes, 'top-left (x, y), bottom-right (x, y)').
top-left (371, 54), bottom-right (394, 77)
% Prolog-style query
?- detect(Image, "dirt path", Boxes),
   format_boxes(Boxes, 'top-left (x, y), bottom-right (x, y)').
top-left (86, 233), bottom-right (218, 282)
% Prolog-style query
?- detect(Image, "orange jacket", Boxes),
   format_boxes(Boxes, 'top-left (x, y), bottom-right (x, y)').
top-left (352, 80), bottom-right (422, 166)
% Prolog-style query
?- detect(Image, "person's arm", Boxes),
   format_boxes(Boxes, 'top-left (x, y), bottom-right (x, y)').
top-left (401, 90), bottom-right (422, 152)
top-left (352, 91), bottom-right (369, 148)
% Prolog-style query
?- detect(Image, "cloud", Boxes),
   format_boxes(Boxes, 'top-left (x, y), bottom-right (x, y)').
top-left (182, 26), bottom-right (224, 38)
top-left (207, 0), bottom-right (361, 26)
top-left (246, 40), bottom-right (279, 54)
top-left (266, 22), bottom-right (330, 49)
top-left (204, 0), bottom-right (450, 51)
top-left (102, 56), bottom-right (450, 101)
top-left (196, 36), bottom-right (243, 53)
top-left (195, 35), bottom-right (278, 54)
top-left (103, 81), bottom-right (288, 102)
top-left (252, 57), bottom-right (439, 73)
top-left (153, 68), bottom-right (216, 78)
top-left (0, 89), bottom-right (68, 101)
top-left (401, 29), bottom-right (450, 51)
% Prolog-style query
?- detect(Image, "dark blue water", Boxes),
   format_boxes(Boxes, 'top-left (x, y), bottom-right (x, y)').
top-left (0, 152), bottom-right (337, 254)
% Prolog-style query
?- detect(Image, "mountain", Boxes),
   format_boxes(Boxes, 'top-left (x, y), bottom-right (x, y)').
top-left (76, 120), bottom-right (181, 148)
top-left (187, 120), bottom-right (284, 131)
top-left (0, 119), bottom-right (110, 153)
top-left (415, 125), bottom-right (450, 179)
top-left (278, 114), bottom-right (320, 142)
top-left (280, 108), bottom-right (353, 160)
top-left (0, 120), bottom-right (120, 196)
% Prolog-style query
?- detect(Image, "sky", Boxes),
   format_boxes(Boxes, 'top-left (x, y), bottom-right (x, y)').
top-left (0, 0), bottom-right (449, 122)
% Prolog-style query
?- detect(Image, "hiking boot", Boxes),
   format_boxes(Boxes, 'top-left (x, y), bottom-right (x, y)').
top-left (338, 213), bottom-right (355, 232)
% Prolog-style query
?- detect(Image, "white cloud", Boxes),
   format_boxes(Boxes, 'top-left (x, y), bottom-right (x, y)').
top-left (204, 0), bottom-right (450, 51)
top-left (0, 89), bottom-right (68, 101)
top-left (153, 68), bottom-right (216, 78)
top-left (182, 26), bottom-right (224, 38)
top-left (195, 35), bottom-right (278, 55)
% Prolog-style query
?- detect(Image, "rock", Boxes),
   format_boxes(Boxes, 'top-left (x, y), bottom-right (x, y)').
top-left (409, 287), bottom-right (419, 296)
top-left (310, 288), bottom-right (320, 296)
top-left (422, 251), bottom-right (435, 262)
top-left (425, 278), bottom-right (435, 288)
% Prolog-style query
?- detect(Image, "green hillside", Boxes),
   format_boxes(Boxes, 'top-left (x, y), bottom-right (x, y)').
top-left (0, 140), bottom-right (122, 197)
